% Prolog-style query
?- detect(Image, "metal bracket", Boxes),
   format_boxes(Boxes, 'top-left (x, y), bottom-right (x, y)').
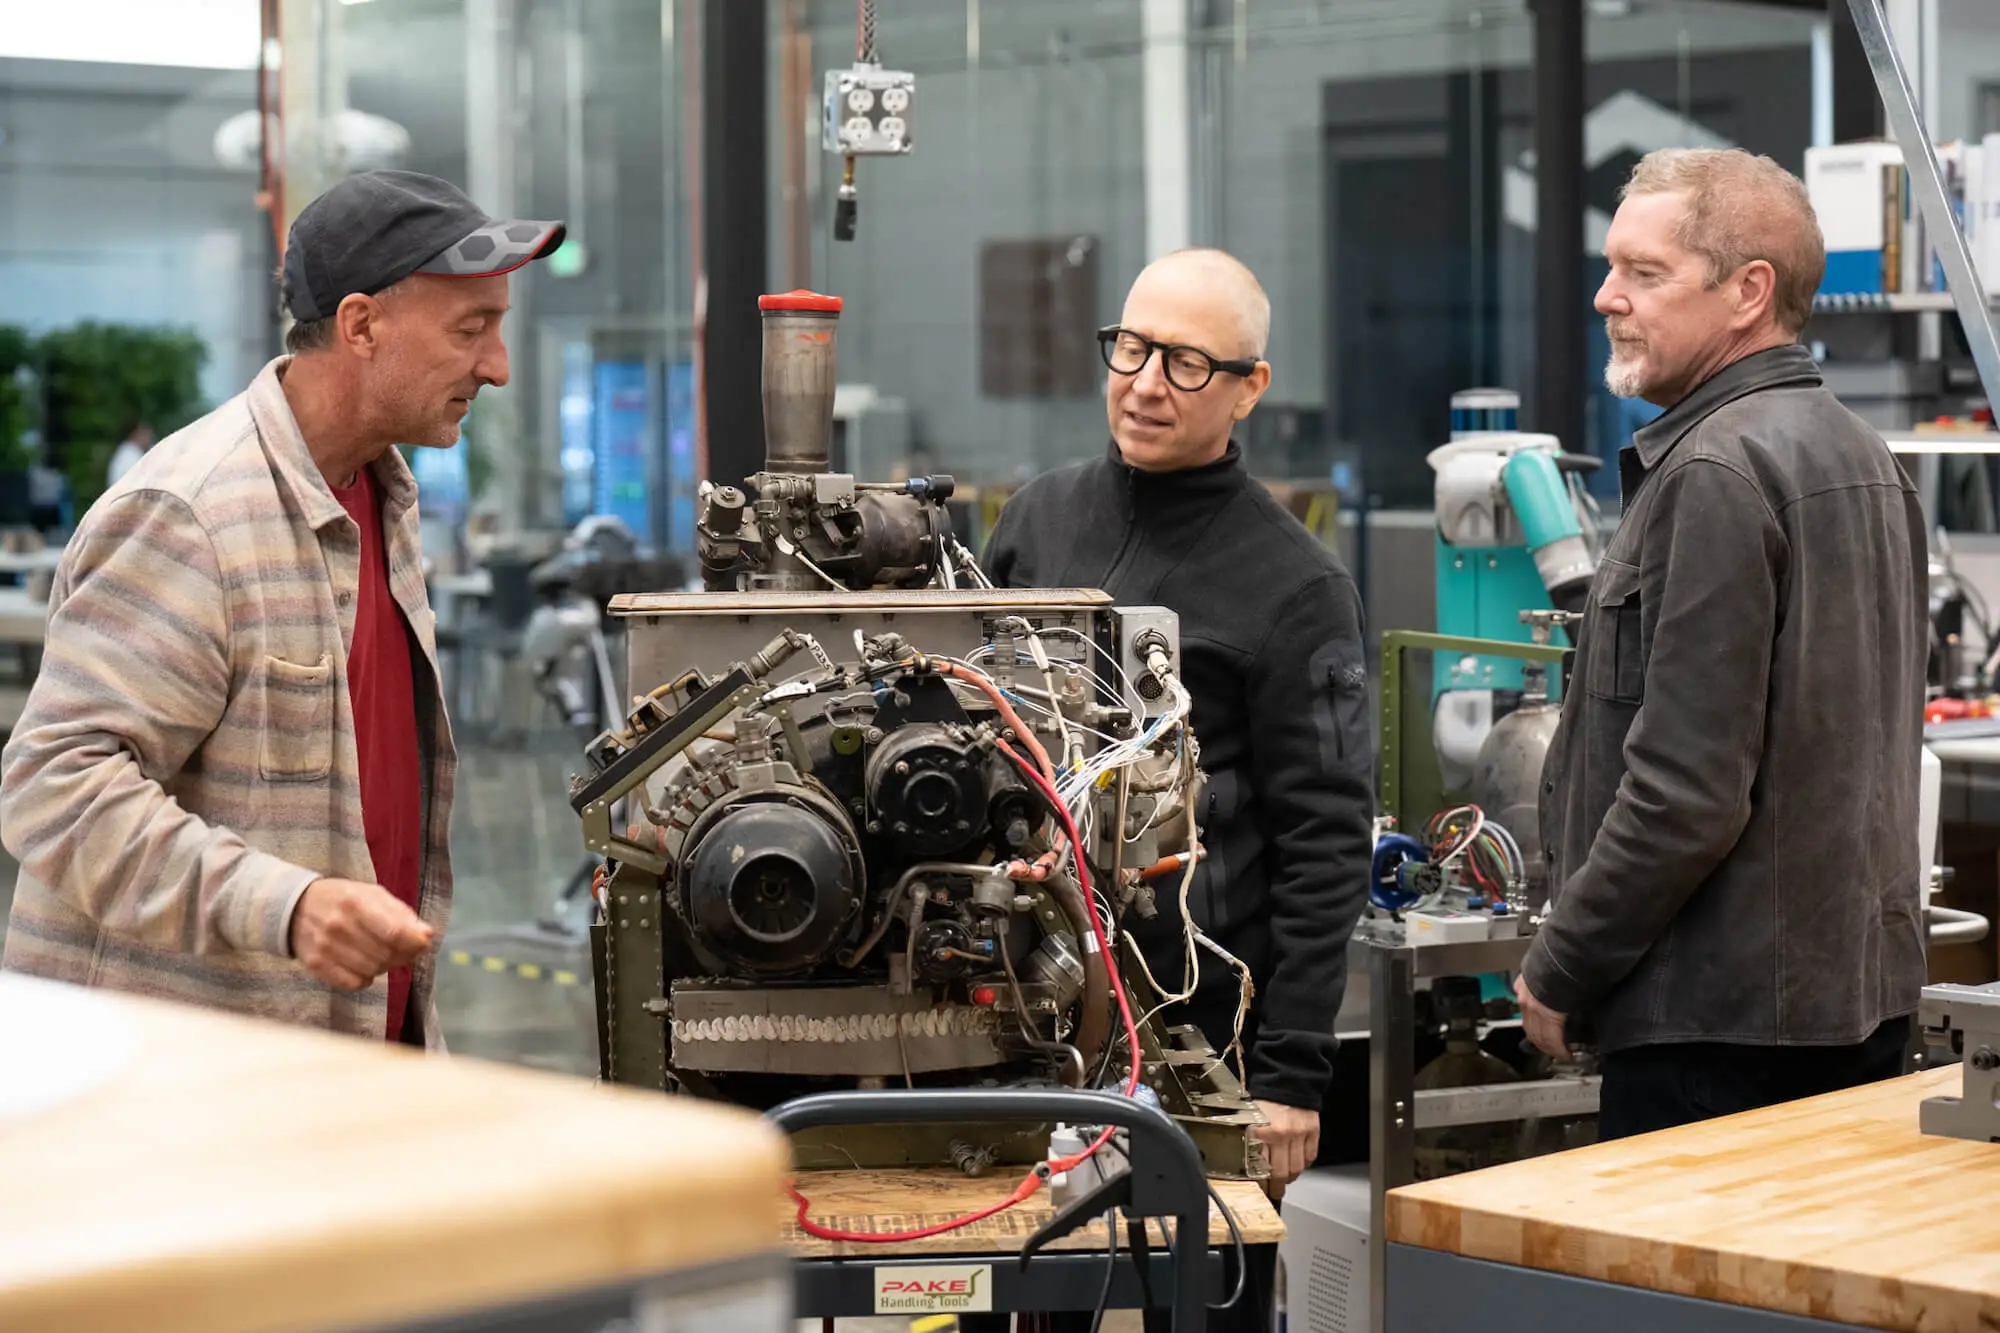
top-left (1917, 980), bottom-right (2000, 1143)
top-left (1379, 629), bottom-right (1567, 829)
top-left (1412, 1076), bottom-right (1602, 1130)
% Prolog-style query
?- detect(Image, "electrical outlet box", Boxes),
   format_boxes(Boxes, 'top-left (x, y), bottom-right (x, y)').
top-left (822, 64), bottom-right (915, 155)
top-left (1103, 606), bottom-right (1181, 722)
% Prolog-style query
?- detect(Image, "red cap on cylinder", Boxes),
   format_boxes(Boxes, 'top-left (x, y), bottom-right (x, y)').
top-left (758, 289), bottom-right (844, 312)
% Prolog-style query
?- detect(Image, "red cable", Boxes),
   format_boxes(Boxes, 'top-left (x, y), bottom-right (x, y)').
top-left (787, 739), bottom-right (1146, 1244)
top-left (787, 1168), bottom-right (1048, 1244)
top-left (936, 660), bottom-right (1058, 783)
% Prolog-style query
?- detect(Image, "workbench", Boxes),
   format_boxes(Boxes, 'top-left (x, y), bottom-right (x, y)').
top-left (0, 974), bottom-right (793, 1333)
top-left (1385, 1066), bottom-right (2000, 1331)
top-left (784, 1166), bottom-right (1284, 1320)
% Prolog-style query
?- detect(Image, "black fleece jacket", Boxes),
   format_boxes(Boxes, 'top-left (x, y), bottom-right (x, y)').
top-left (984, 441), bottom-right (1374, 1110)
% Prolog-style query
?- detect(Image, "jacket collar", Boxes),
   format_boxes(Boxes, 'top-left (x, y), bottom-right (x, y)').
top-left (246, 356), bottom-right (422, 530)
top-left (1104, 437), bottom-right (1246, 503)
top-left (1630, 342), bottom-right (1823, 473)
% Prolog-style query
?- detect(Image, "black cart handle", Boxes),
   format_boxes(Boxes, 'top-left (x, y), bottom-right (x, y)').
top-left (768, 1088), bottom-right (1211, 1333)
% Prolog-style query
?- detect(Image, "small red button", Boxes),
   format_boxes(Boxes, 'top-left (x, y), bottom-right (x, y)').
top-left (972, 986), bottom-right (998, 1006)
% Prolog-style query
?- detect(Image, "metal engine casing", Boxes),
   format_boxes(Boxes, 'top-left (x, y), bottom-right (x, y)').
top-left (582, 587), bottom-right (1267, 1176)
top-left (594, 587), bottom-right (1112, 1098)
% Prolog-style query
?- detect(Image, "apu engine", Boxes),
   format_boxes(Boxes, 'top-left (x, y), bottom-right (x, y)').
top-left (570, 291), bottom-right (1266, 1179)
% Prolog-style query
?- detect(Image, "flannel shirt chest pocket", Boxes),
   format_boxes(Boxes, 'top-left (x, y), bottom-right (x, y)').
top-left (258, 651), bottom-right (335, 781)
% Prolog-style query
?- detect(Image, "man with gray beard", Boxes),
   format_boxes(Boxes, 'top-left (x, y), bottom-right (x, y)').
top-left (1512, 148), bottom-right (1927, 1138)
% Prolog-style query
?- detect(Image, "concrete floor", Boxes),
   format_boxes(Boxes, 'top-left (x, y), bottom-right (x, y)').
top-left (0, 722), bottom-right (1141, 1333)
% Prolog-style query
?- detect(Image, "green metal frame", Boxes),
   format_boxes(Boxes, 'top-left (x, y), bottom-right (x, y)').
top-left (1380, 629), bottom-right (1568, 830)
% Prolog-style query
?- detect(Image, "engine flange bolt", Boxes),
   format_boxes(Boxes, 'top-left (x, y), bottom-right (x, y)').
top-left (894, 760), bottom-right (911, 776)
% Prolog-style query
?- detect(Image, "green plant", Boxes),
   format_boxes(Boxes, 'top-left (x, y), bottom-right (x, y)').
top-left (0, 326), bottom-right (35, 472)
top-left (38, 323), bottom-right (208, 509)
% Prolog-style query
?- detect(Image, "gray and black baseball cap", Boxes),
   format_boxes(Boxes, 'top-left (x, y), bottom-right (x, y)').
top-left (281, 170), bottom-right (566, 322)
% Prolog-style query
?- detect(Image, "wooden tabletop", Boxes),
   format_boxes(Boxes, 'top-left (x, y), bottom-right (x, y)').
top-left (784, 1167), bottom-right (1284, 1260)
top-left (1388, 1066), bottom-right (2000, 1331)
top-left (0, 975), bottom-right (789, 1333)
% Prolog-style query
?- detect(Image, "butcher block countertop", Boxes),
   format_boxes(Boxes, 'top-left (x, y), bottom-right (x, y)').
top-left (0, 974), bottom-right (788, 1333)
top-left (1387, 1066), bottom-right (2000, 1332)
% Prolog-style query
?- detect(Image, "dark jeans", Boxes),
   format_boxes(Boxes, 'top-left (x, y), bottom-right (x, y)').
top-left (1596, 1015), bottom-right (1912, 1140)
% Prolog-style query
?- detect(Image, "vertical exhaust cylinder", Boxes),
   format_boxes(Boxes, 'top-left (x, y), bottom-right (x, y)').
top-left (758, 289), bottom-right (844, 474)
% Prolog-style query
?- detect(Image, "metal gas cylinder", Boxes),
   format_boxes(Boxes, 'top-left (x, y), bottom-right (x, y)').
top-left (1470, 609), bottom-right (1574, 911)
top-left (1472, 697), bottom-right (1558, 909)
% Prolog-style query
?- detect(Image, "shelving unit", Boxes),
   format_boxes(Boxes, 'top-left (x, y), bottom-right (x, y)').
top-left (1843, 0), bottom-right (2000, 410)
top-left (1814, 292), bottom-right (1965, 315)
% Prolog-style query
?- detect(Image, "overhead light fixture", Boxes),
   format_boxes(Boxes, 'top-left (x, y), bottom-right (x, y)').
top-left (212, 108), bottom-right (413, 173)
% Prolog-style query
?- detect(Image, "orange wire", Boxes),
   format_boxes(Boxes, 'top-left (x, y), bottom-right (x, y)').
top-left (933, 659), bottom-right (1056, 782)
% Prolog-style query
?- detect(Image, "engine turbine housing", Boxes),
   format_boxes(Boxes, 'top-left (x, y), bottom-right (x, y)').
top-left (680, 797), bottom-right (862, 976)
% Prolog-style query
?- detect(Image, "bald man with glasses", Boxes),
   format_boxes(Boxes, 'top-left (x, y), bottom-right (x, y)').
top-left (984, 249), bottom-right (1374, 1228)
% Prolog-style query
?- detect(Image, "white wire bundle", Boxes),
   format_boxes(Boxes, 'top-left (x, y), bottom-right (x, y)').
top-left (928, 634), bottom-right (1253, 1084)
top-left (1053, 674), bottom-right (1193, 811)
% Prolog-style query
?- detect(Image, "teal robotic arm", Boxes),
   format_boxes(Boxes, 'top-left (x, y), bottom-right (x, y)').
top-left (1429, 430), bottom-right (1600, 675)
top-left (1427, 427), bottom-right (1601, 790)
top-left (1500, 447), bottom-right (1596, 616)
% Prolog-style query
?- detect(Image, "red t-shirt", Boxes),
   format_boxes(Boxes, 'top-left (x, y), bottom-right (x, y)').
top-left (332, 467), bottom-right (424, 1042)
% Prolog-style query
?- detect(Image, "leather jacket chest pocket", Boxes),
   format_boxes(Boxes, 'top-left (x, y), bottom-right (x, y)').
top-left (259, 653), bottom-right (335, 782)
top-left (1585, 558), bottom-right (1646, 704)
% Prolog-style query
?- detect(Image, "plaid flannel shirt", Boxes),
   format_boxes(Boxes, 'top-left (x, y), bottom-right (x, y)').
top-left (1, 357), bottom-right (456, 1045)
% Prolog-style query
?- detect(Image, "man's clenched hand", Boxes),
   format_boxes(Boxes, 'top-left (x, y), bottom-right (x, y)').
top-left (1514, 974), bottom-right (1571, 1060)
top-left (1250, 1100), bottom-right (1320, 1194)
top-left (289, 877), bottom-right (434, 991)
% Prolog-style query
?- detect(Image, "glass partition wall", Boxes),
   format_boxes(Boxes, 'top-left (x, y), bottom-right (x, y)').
top-left (299, 0), bottom-right (1826, 563)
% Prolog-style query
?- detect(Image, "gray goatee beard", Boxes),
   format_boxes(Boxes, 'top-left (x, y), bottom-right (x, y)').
top-left (1604, 352), bottom-right (1647, 399)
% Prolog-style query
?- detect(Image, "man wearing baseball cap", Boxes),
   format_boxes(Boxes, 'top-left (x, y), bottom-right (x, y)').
top-left (0, 171), bottom-right (564, 1047)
